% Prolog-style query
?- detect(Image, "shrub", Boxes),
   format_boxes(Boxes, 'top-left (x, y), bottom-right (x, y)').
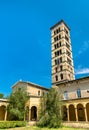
top-left (37, 88), bottom-right (62, 128)
top-left (0, 121), bottom-right (26, 129)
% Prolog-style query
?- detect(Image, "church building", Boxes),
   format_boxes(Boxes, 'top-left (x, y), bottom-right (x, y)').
top-left (0, 20), bottom-right (89, 123)
top-left (50, 20), bottom-right (89, 122)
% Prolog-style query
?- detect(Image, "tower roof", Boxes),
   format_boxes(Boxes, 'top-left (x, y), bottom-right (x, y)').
top-left (50, 20), bottom-right (70, 30)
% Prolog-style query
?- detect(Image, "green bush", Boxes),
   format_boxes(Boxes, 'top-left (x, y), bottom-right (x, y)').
top-left (37, 88), bottom-right (62, 128)
top-left (0, 121), bottom-right (26, 129)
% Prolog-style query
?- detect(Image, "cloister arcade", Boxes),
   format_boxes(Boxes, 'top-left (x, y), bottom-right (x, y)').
top-left (1, 98), bottom-right (89, 123)
top-left (0, 99), bottom-right (8, 121)
top-left (62, 100), bottom-right (89, 122)
top-left (25, 105), bottom-right (38, 121)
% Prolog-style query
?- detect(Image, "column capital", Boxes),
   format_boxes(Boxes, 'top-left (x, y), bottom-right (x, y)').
top-left (73, 103), bottom-right (77, 108)
top-left (83, 103), bottom-right (87, 108)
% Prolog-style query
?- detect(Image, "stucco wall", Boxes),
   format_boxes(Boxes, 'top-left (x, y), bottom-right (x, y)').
top-left (54, 78), bottom-right (89, 100)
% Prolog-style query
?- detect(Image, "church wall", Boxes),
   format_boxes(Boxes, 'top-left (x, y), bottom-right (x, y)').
top-left (56, 78), bottom-right (89, 100)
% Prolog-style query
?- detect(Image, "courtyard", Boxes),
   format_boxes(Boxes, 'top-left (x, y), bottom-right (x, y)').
top-left (2, 126), bottom-right (88, 130)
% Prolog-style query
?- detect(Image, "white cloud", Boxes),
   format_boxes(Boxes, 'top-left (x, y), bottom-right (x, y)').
top-left (75, 68), bottom-right (89, 75)
top-left (78, 41), bottom-right (89, 55)
top-left (74, 41), bottom-right (89, 58)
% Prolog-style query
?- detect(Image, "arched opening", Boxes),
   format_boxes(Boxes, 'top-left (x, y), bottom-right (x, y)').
top-left (86, 103), bottom-right (89, 121)
top-left (0, 105), bottom-right (6, 120)
top-left (25, 106), bottom-right (29, 121)
top-left (77, 104), bottom-right (85, 121)
top-left (55, 75), bottom-right (58, 81)
top-left (69, 105), bottom-right (76, 121)
top-left (31, 106), bottom-right (37, 121)
top-left (62, 106), bottom-right (67, 121)
top-left (60, 74), bottom-right (63, 80)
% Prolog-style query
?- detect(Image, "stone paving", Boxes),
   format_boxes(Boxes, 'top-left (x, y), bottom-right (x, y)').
top-left (63, 122), bottom-right (89, 129)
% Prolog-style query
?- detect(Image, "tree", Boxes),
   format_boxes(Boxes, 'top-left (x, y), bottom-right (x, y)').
top-left (37, 88), bottom-right (63, 128)
top-left (7, 88), bottom-right (29, 121)
top-left (0, 93), bottom-right (4, 98)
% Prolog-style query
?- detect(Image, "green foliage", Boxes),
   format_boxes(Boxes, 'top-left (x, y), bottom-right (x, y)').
top-left (37, 88), bottom-right (62, 128)
top-left (7, 88), bottom-right (29, 121)
top-left (0, 93), bottom-right (4, 98)
top-left (0, 121), bottom-right (26, 129)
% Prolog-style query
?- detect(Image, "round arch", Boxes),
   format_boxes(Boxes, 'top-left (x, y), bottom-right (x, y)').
top-left (77, 104), bottom-right (85, 121)
top-left (0, 105), bottom-right (6, 120)
top-left (69, 104), bottom-right (76, 121)
top-left (31, 106), bottom-right (37, 121)
top-left (86, 103), bottom-right (89, 121)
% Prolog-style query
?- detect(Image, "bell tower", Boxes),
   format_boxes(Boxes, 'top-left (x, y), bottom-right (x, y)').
top-left (50, 20), bottom-right (75, 85)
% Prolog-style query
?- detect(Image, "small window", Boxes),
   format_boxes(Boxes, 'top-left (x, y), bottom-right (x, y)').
top-left (66, 43), bottom-right (70, 49)
top-left (56, 29), bottom-right (59, 34)
top-left (68, 74), bottom-right (70, 77)
top-left (59, 35), bottom-right (61, 39)
top-left (55, 67), bottom-right (58, 72)
top-left (55, 52), bottom-right (57, 57)
top-left (65, 35), bottom-right (69, 42)
top-left (38, 91), bottom-right (40, 96)
top-left (59, 42), bottom-right (61, 47)
top-left (54, 37), bottom-right (56, 42)
top-left (57, 43), bottom-right (59, 48)
top-left (55, 75), bottom-right (58, 81)
top-left (77, 88), bottom-right (81, 98)
top-left (59, 49), bottom-right (62, 55)
top-left (58, 27), bottom-right (60, 32)
top-left (60, 65), bottom-right (63, 71)
top-left (64, 91), bottom-right (68, 100)
top-left (54, 30), bottom-right (56, 35)
top-left (60, 74), bottom-right (63, 80)
top-left (55, 59), bottom-right (57, 65)
top-left (58, 57), bottom-right (62, 64)
top-left (67, 58), bottom-right (71, 65)
top-left (54, 44), bottom-right (56, 49)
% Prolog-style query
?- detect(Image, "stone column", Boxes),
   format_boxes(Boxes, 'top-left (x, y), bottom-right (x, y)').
top-left (28, 108), bottom-right (31, 121)
top-left (67, 106), bottom-right (69, 122)
top-left (4, 107), bottom-right (7, 121)
top-left (84, 106), bottom-right (88, 122)
top-left (75, 107), bottom-right (78, 122)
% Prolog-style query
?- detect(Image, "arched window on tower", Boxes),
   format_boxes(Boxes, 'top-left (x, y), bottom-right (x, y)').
top-left (60, 74), bottom-right (63, 80)
top-left (55, 75), bottom-right (58, 81)
top-left (60, 65), bottom-right (63, 71)
top-left (55, 67), bottom-right (58, 73)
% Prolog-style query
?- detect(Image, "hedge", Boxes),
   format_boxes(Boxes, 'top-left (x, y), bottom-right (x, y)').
top-left (0, 121), bottom-right (26, 129)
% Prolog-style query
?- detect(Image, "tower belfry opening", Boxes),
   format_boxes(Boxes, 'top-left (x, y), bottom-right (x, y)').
top-left (50, 20), bottom-right (75, 85)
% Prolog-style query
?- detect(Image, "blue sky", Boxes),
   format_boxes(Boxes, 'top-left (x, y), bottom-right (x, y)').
top-left (0, 0), bottom-right (89, 96)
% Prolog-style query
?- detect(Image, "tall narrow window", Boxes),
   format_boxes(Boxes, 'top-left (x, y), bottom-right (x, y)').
top-left (38, 91), bottom-right (40, 96)
top-left (59, 57), bottom-right (62, 63)
top-left (60, 65), bottom-right (63, 71)
top-left (55, 67), bottom-right (58, 72)
top-left (54, 44), bottom-right (56, 49)
top-left (55, 59), bottom-right (57, 65)
top-left (59, 42), bottom-right (61, 47)
top-left (58, 27), bottom-right (60, 32)
top-left (55, 75), bottom-right (58, 81)
top-left (64, 91), bottom-right (68, 100)
top-left (59, 49), bottom-right (62, 55)
top-left (77, 88), bottom-right (81, 98)
top-left (54, 30), bottom-right (56, 35)
top-left (59, 35), bottom-right (61, 39)
top-left (60, 74), bottom-right (63, 80)
top-left (57, 43), bottom-right (59, 48)
top-left (56, 29), bottom-right (59, 34)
